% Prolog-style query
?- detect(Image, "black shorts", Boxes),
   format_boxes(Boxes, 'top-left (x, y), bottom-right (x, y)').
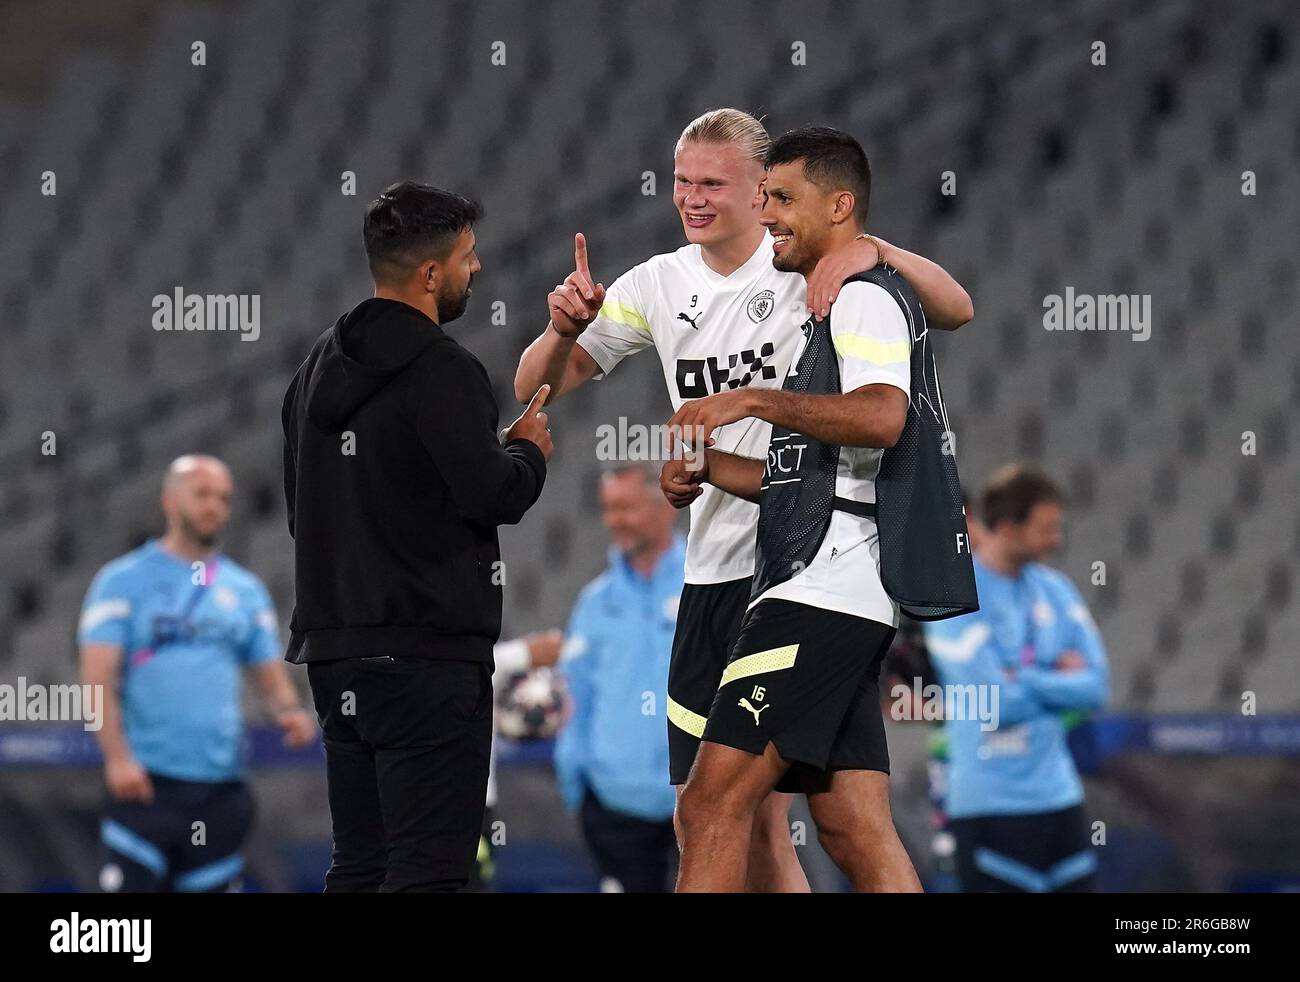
top-left (701, 599), bottom-right (895, 794)
top-left (100, 775), bottom-right (255, 892)
top-left (949, 804), bottom-right (1096, 893)
top-left (667, 579), bottom-right (751, 785)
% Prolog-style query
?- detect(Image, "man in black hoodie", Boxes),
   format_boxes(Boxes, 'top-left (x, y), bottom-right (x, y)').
top-left (282, 181), bottom-right (552, 892)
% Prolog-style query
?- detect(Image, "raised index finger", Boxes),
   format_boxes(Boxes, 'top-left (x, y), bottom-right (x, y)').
top-left (574, 233), bottom-right (591, 278)
top-left (527, 383), bottom-right (552, 412)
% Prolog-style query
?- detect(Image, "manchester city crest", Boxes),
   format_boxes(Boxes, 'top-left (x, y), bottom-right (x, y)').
top-left (746, 289), bottom-right (775, 323)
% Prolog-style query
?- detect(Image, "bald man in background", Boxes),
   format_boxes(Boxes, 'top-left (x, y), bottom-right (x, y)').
top-left (554, 465), bottom-right (685, 892)
top-left (78, 455), bottom-right (314, 892)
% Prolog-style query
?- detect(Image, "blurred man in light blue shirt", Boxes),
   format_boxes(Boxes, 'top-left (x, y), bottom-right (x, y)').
top-left (923, 465), bottom-right (1108, 892)
top-left (554, 463), bottom-right (684, 892)
top-left (79, 455), bottom-right (315, 892)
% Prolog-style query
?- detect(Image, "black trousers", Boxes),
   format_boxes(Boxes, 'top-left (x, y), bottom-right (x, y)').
top-left (579, 789), bottom-right (678, 893)
top-left (307, 655), bottom-right (493, 893)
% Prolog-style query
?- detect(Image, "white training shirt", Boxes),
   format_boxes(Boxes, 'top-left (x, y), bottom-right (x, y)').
top-left (753, 280), bottom-right (913, 627)
top-left (577, 232), bottom-right (809, 585)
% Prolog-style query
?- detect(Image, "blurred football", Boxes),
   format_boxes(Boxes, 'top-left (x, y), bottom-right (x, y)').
top-left (496, 667), bottom-right (567, 741)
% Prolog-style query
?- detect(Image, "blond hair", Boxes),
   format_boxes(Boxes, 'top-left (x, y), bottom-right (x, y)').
top-left (675, 108), bottom-right (771, 163)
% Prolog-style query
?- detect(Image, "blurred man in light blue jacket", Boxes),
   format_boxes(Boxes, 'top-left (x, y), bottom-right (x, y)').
top-left (923, 465), bottom-right (1108, 893)
top-left (554, 463), bottom-right (684, 892)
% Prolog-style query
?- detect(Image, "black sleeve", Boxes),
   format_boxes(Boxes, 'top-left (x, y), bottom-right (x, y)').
top-left (281, 374), bottom-right (299, 538)
top-left (416, 345), bottom-right (546, 527)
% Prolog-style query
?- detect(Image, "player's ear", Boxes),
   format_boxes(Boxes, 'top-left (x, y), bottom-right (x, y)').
top-left (832, 190), bottom-right (856, 226)
top-left (420, 258), bottom-right (439, 294)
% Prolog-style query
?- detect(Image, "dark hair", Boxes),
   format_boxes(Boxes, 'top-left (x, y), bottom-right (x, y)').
top-left (765, 126), bottom-right (871, 227)
top-left (981, 465), bottom-right (1066, 529)
top-left (363, 181), bottom-right (482, 283)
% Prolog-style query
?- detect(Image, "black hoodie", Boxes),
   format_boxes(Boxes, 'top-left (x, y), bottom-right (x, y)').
top-left (281, 297), bottom-right (546, 665)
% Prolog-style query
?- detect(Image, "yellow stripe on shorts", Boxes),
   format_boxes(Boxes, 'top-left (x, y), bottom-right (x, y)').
top-left (667, 695), bottom-right (707, 738)
top-left (718, 643), bottom-right (799, 689)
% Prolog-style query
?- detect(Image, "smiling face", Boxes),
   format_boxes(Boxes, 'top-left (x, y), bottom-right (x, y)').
top-left (672, 140), bottom-right (765, 249)
top-left (759, 159), bottom-right (847, 277)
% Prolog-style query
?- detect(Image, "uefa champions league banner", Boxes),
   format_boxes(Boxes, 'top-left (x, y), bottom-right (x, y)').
top-left (0, 724), bottom-right (318, 768)
top-left (6, 716), bottom-right (1300, 768)
top-left (1087, 714), bottom-right (1300, 756)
